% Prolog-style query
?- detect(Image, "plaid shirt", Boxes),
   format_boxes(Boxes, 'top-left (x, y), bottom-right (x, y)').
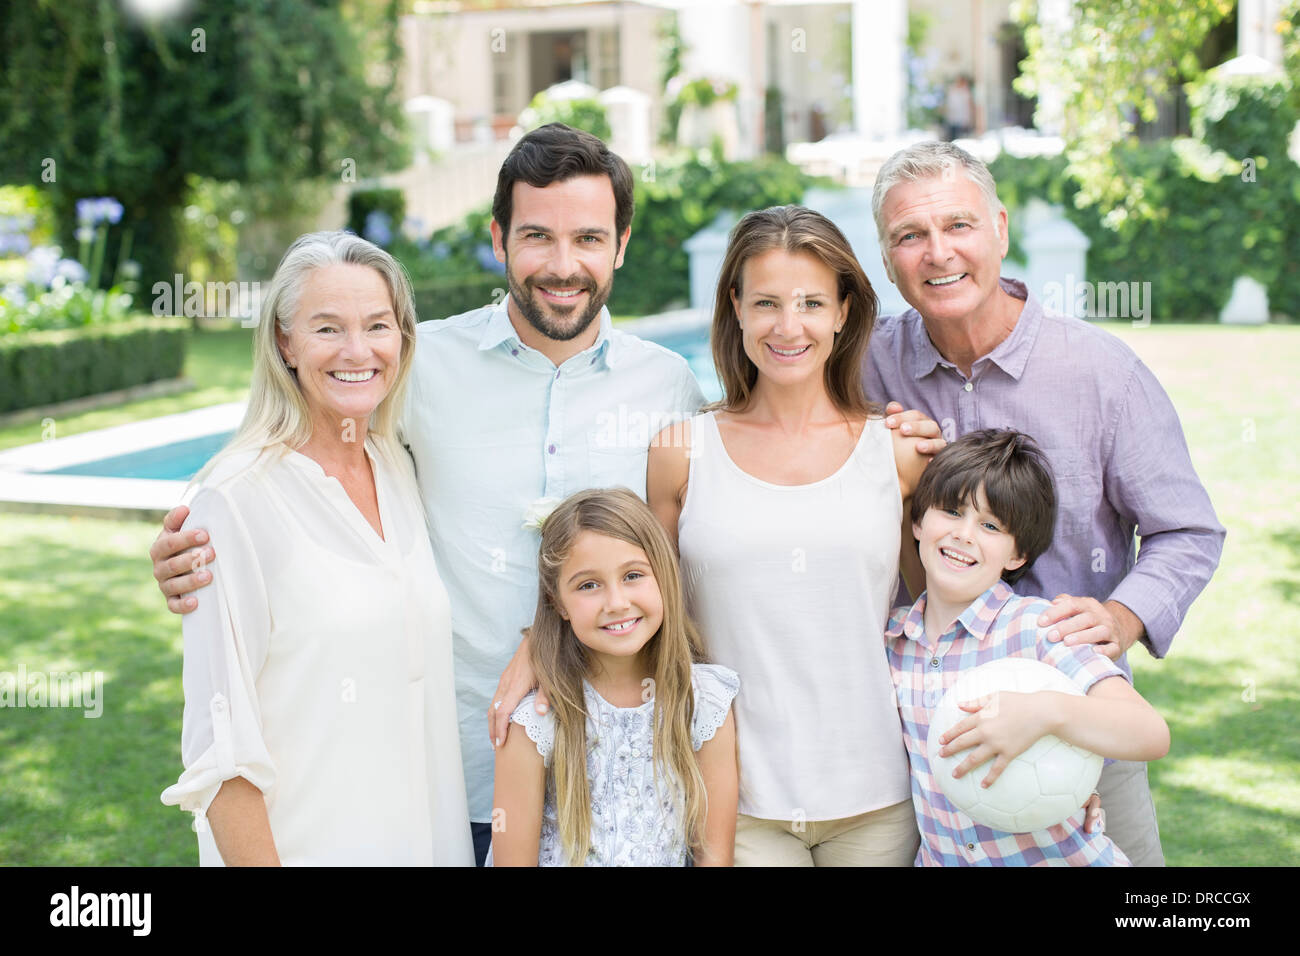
top-left (886, 582), bottom-right (1131, 866)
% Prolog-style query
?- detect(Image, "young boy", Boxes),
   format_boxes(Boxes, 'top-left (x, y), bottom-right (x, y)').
top-left (887, 429), bottom-right (1170, 866)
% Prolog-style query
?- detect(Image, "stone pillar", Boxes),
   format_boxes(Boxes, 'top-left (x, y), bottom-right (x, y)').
top-left (851, 0), bottom-right (906, 138)
top-left (1238, 0), bottom-right (1284, 67)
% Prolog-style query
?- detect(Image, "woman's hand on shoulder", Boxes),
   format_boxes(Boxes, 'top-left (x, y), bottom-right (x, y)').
top-left (884, 401), bottom-right (945, 498)
top-left (647, 419), bottom-right (692, 552)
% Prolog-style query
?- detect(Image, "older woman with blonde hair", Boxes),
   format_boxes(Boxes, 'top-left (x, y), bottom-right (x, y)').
top-left (161, 231), bottom-right (473, 866)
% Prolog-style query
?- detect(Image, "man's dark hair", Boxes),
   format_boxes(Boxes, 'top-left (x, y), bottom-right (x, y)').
top-left (491, 123), bottom-right (634, 249)
top-left (910, 429), bottom-right (1057, 585)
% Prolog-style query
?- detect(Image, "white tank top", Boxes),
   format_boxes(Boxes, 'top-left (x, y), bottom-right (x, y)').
top-left (678, 411), bottom-right (911, 821)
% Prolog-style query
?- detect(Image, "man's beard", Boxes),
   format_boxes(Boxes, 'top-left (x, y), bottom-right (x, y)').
top-left (506, 261), bottom-right (612, 343)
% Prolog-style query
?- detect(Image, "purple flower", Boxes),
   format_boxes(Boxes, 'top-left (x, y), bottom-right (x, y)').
top-left (363, 211), bottom-right (393, 247)
top-left (2, 282), bottom-right (27, 307)
top-left (25, 245), bottom-right (61, 287)
top-left (75, 196), bottom-right (125, 227)
top-left (55, 258), bottom-right (89, 284)
top-left (475, 243), bottom-right (506, 275)
top-left (0, 232), bottom-right (31, 256)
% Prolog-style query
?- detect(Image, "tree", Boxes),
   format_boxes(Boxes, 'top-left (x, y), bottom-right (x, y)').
top-left (1013, 0), bottom-right (1299, 224)
top-left (0, 0), bottom-right (408, 289)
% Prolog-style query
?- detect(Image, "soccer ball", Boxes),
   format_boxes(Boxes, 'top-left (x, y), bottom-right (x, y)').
top-left (926, 657), bottom-right (1103, 833)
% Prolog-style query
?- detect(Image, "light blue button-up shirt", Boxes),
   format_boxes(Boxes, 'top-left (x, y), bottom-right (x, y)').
top-left (400, 296), bottom-right (705, 820)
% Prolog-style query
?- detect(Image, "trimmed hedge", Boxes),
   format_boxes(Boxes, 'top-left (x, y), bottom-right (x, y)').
top-left (411, 274), bottom-right (505, 323)
top-left (0, 318), bottom-right (187, 413)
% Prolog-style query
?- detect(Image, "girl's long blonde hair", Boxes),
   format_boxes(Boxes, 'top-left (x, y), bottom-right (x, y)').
top-left (193, 230), bottom-right (418, 485)
top-left (531, 487), bottom-right (708, 865)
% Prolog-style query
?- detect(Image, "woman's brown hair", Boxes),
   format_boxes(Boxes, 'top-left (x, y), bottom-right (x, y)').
top-left (710, 205), bottom-right (877, 415)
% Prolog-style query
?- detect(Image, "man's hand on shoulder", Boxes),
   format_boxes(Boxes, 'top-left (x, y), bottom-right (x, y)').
top-left (1040, 595), bottom-right (1144, 661)
top-left (883, 400), bottom-right (947, 456)
top-left (150, 504), bottom-right (215, 615)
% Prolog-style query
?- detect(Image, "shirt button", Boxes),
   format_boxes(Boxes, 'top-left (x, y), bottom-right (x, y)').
top-left (967, 842), bottom-right (975, 850)
top-left (963, 382), bottom-right (973, 392)
top-left (511, 348), bottom-right (518, 356)
top-left (930, 658), bottom-right (940, 667)
top-left (548, 444), bottom-right (556, 454)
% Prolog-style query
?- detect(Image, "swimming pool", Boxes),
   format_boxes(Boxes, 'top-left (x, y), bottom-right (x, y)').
top-left (42, 430), bottom-right (237, 481)
top-left (645, 328), bottom-right (723, 404)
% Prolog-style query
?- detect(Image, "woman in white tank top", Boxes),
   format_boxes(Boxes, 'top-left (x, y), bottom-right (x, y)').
top-left (648, 206), bottom-right (940, 866)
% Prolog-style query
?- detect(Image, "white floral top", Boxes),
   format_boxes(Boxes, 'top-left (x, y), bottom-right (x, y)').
top-left (507, 662), bottom-right (739, 867)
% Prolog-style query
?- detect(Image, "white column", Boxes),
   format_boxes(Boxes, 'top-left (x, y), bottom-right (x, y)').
top-left (1028, 0), bottom-right (1072, 136)
top-left (1238, 0), bottom-right (1284, 66)
top-left (851, 0), bottom-right (906, 138)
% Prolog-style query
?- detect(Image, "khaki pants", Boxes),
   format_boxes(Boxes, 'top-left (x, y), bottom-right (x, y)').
top-left (1098, 759), bottom-right (1165, 867)
top-left (735, 799), bottom-right (919, 867)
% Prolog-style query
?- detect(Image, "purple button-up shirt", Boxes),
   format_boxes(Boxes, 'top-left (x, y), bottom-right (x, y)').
top-left (866, 278), bottom-right (1225, 671)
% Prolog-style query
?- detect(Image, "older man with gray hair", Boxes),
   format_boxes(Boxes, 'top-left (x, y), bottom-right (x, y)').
top-left (864, 141), bottom-right (1224, 866)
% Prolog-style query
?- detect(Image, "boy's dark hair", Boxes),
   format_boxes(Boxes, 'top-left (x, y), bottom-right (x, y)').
top-left (910, 429), bottom-right (1057, 585)
top-left (491, 123), bottom-right (634, 251)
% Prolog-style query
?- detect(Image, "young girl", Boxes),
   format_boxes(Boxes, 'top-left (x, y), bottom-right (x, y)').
top-left (490, 488), bottom-right (740, 867)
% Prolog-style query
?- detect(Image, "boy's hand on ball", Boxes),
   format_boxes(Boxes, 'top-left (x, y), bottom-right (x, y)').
top-left (1083, 793), bottom-right (1104, 833)
top-left (939, 691), bottom-right (1054, 788)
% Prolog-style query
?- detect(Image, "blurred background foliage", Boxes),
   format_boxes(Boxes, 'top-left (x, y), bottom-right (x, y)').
top-left (0, 0), bottom-right (409, 292)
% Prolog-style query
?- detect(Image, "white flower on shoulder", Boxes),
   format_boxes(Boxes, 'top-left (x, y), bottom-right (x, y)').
top-left (522, 496), bottom-right (564, 532)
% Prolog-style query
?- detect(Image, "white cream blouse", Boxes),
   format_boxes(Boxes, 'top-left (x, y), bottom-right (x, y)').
top-left (160, 439), bottom-right (474, 866)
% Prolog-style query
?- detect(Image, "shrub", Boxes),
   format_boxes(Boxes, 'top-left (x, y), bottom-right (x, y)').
top-left (0, 319), bottom-right (187, 413)
top-left (610, 152), bottom-right (826, 316)
top-left (521, 91), bottom-right (611, 142)
top-left (411, 274), bottom-right (505, 323)
top-left (989, 70), bottom-right (1299, 320)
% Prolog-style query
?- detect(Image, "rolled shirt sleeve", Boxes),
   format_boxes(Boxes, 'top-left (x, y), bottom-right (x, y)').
top-left (1101, 361), bottom-right (1226, 658)
top-left (160, 485), bottom-right (277, 819)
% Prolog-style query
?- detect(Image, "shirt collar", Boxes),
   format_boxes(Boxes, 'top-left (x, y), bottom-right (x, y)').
top-left (885, 580), bottom-right (1016, 645)
top-left (954, 580), bottom-right (1017, 643)
top-left (478, 294), bottom-right (619, 369)
top-left (908, 277), bottom-right (1042, 382)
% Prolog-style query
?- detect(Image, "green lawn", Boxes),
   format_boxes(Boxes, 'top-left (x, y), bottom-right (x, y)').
top-left (0, 323), bottom-right (1297, 865)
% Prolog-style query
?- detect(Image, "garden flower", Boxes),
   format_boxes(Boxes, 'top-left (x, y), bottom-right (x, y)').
top-left (522, 497), bottom-right (564, 532)
top-left (75, 196), bottom-right (125, 226)
top-left (2, 282), bottom-right (27, 307)
top-left (55, 259), bottom-right (89, 284)
top-left (25, 245), bottom-right (61, 287)
top-left (475, 242), bottom-right (506, 275)
top-left (0, 232), bottom-right (31, 256)
top-left (364, 211), bottom-right (393, 247)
